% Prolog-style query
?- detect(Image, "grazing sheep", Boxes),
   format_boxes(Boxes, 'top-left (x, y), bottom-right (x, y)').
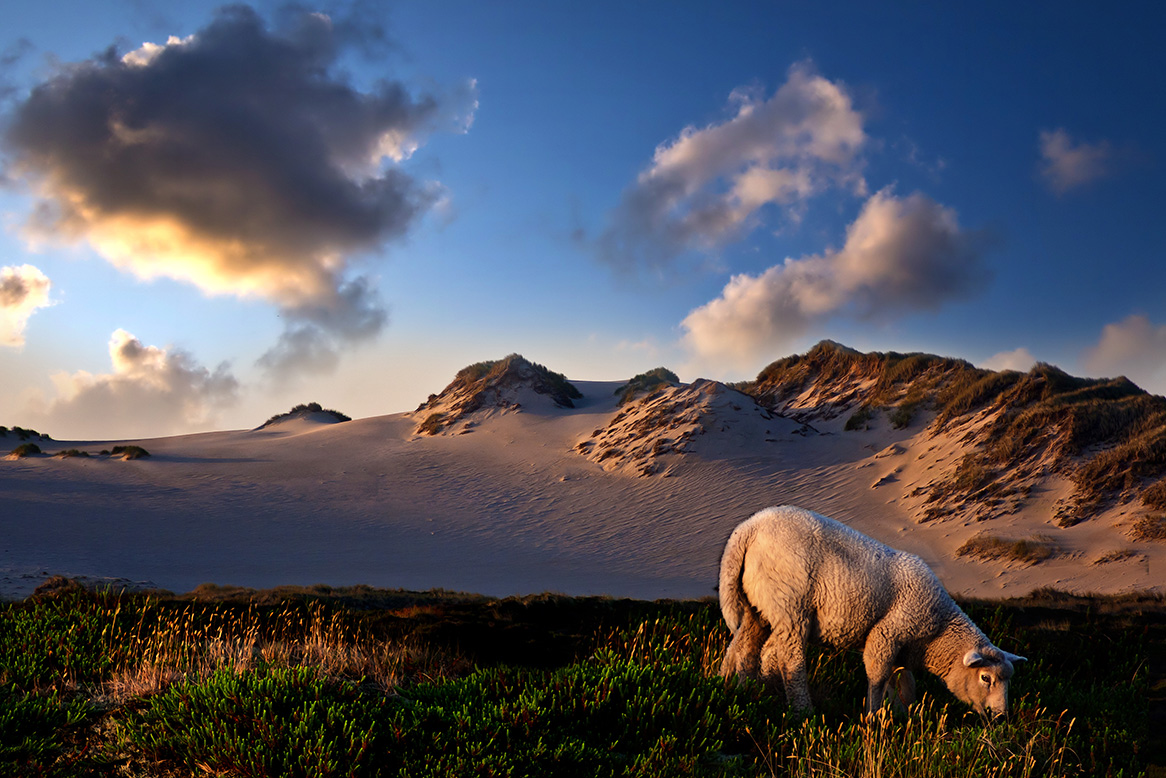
top-left (719, 506), bottom-right (1026, 716)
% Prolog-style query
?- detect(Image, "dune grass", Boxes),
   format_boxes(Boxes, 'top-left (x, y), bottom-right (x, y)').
top-left (0, 586), bottom-right (1157, 776)
top-left (957, 535), bottom-right (1059, 566)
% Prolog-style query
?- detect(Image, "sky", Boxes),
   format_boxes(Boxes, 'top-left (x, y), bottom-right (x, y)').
top-left (1, 1), bottom-right (1164, 440)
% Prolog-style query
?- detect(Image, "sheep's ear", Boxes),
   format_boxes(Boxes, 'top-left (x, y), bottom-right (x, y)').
top-left (1003, 651), bottom-right (1028, 665)
top-left (963, 650), bottom-right (988, 668)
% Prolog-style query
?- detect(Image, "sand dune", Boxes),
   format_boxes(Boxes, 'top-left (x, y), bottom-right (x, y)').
top-left (2, 370), bottom-right (1162, 601)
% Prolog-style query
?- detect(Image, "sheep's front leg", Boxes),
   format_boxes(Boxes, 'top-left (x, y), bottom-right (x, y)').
top-left (721, 605), bottom-right (768, 681)
top-left (862, 631), bottom-right (902, 715)
top-left (760, 629), bottom-right (812, 712)
top-left (886, 667), bottom-right (916, 712)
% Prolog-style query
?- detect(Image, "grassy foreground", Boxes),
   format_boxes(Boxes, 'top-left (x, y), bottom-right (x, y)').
top-left (0, 583), bottom-right (1162, 777)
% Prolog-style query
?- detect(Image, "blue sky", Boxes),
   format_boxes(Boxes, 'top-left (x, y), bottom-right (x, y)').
top-left (1, 1), bottom-right (1164, 439)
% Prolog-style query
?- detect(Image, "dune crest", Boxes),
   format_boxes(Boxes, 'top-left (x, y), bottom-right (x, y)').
top-left (2, 342), bottom-right (1162, 602)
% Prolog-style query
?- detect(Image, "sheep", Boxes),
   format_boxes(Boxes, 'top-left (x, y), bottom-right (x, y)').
top-left (718, 505), bottom-right (1026, 716)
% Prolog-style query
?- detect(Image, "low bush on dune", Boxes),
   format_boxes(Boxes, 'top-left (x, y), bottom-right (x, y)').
top-left (261, 402), bottom-right (352, 429)
top-left (614, 368), bottom-right (680, 406)
top-left (0, 587), bottom-right (1157, 776)
top-left (109, 445), bottom-right (150, 460)
top-left (7, 442), bottom-right (41, 457)
top-left (0, 425), bottom-right (50, 441)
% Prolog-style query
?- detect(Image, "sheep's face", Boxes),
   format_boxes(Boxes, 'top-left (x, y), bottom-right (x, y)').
top-left (948, 647), bottom-right (1026, 718)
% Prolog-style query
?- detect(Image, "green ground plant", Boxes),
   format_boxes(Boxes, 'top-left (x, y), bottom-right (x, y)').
top-left (0, 587), bottom-right (1159, 776)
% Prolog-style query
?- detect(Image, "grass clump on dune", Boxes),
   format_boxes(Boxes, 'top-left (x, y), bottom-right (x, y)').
top-left (7, 442), bottom-right (41, 457)
top-left (261, 401), bottom-right (352, 429)
top-left (108, 445), bottom-right (150, 460)
top-left (0, 586), bottom-right (1155, 776)
top-left (957, 535), bottom-right (1058, 565)
top-left (614, 368), bottom-right (680, 406)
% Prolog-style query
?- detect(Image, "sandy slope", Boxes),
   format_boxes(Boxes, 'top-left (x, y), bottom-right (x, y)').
top-left (2, 379), bottom-right (1161, 601)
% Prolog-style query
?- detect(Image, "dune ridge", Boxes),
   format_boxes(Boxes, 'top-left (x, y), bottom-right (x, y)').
top-left (2, 343), bottom-right (1162, 601)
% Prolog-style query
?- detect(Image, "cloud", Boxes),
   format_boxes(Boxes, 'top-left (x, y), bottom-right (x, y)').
top-left (682, 189), bottom-right (989, 369)
top-left (0, 264), bottom-right (51, 347)
top-left (35, 329), bottom-right (239, 439)
top-left (598, 61), bottom-right (867, 273)
top-left (983, 347), bottom-right (1036, 373)
top-left (256, 276), bottom-right (386, 379)
top-left (1038, 128), bottom-right (1112, 194)
top-left (2, 5), bottom-right (475, 375)
top-left (1082, 314), bottom-right (1166, 392)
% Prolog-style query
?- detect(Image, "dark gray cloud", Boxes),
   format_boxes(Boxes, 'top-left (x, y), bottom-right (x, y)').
top-left (257, 275), bottom-right (387, 380)
top-left (2, 4), bottom-right (473, 374)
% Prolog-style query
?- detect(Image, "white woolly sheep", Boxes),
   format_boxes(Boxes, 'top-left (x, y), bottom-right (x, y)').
top-left (719, 506), bottom-right (1026, 716)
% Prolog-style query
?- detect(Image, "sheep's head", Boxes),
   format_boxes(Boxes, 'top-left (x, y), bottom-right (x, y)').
top-left (946, 646), bottom-right (1027, 718)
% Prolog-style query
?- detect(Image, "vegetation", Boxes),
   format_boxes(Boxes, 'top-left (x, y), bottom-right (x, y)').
top-left (1131, 515), bottom-right (1166, 542)
top-left (109, 445), bottom-right (150, 460)
top-left (261, 402), bottom-right (352, 429)
top-left (418, 412), bottom-right (446, 436)
top-left (956, 535), bottom-right (1059, 566)
top-left (614, 368), bottom-right (680, 406)
top-left (453, 354), bottom-right (582, 406)
top-left (53, 450), bottom-right (90, 458)
top-left (7, 442), bottom-right (41, 457)
top-left (0, 425), bottom-right (50, 441)
top-left (844, 406), bottom-right (874, 431)
top-left (0, 585), bottom-right (1158, 776)
top-left (744, 341), bottom-right (1166, 524)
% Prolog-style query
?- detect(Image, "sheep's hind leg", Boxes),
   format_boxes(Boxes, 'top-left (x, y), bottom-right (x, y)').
top-left (760, 629), bottom-right (812, 712)
top-left (721, 604), bottom-right (768, 681)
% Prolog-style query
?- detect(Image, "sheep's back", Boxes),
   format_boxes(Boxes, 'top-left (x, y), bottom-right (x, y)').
top-left (739, 506), bottom-right (903, 650)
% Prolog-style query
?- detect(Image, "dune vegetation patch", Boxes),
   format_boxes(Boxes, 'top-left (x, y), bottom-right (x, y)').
top-left (259, 401), bottom-right (351, 429)
top-left (7, 442), bottom-right (42, 458)
top-left (614, 367), bottom-right (680, 406)
top-left (0, 585), bottom-right (1157, 776)
top-left (956, 534), bottom-right (1058, 565)
top-left (0, 425), bottom-right (50, 441)
top-left (103, 445), bottom-right (150, 460)
top-left (1131, 514), bottom-right (1166, 542)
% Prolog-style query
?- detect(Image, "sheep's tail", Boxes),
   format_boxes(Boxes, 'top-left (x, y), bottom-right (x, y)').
top-left (718, 521), bottom-right (755, 633)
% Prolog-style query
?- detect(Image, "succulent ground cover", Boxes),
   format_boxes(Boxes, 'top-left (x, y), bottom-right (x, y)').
top-left (0, 584), bottom-right (1160, 776)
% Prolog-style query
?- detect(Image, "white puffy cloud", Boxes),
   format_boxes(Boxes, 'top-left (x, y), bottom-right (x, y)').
top-left (599, 61), bottom-right (867, 272)
top-left (1083, 314), bottom-right (1166, 392)
top-left (682, 190), bottom-right (989, 368)
top-left (1038, 128), bottom-right (1112, 194)
top-left (983, 347), bottom-right (1037, 373)
top-left (0, 264), bottom-right (51, 347)
top-left (37, 329), bottom-right (239, 439)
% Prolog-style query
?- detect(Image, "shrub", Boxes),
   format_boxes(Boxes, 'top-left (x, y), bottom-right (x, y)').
top-left (418, 413), bottom-right (445, 435)
top-left (844, 406), bottom-right (874, 431)
top-left (110, 445), bottom-right (150, 460)
top-left (262, 402), bottom-right (351, 428)
top-left (614, 368), bottom-right (680, 406)
top-left (8, 442), bottom-right (41, 457)
top-left (55, 449), bottom-right (90, 458)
